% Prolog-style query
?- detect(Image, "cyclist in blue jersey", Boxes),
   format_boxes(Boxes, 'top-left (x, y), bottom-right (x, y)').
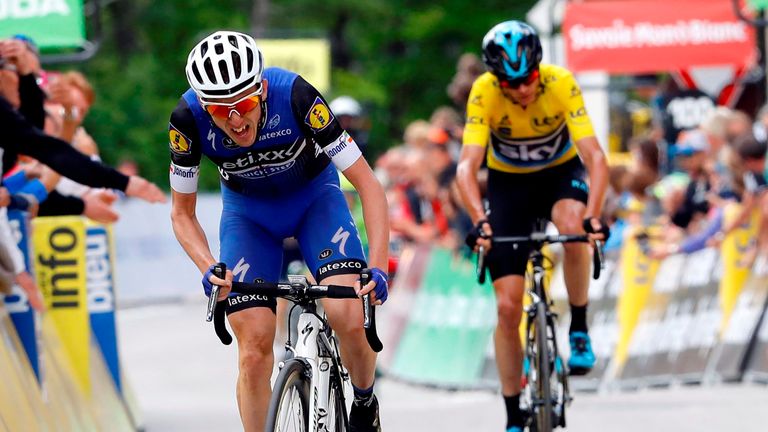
top-left (169, 31), bottom-right (389, 432)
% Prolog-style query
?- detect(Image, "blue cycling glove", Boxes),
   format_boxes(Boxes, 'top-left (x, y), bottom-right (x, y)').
top-left (368, 268), bottom-right (389, 304)
top-left (202, 265), bottom-right (216, 298)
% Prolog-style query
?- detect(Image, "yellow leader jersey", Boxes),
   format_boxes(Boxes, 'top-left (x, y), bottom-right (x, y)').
top-left (463, 64), bottom-right (595, 174)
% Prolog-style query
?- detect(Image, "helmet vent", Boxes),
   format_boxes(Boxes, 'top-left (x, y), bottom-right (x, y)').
top-left (246, 47), bottom-right (254, 71)
top-left (215, 43), bottom-right (224, 55)
top-left (203, 58), bottom-right (216, 84)
top-left (229, 35), bottom-right (238, 48)
top-left (191, 63), bottom-right (203, 84)
top-left (231, 52), bottom-right (242, 78)
top-left (219, 60), bottom-right (230, 83)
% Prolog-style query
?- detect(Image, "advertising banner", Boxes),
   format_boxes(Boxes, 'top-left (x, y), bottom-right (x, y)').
top-left (259, 39), bottom-right (330, 94)
top-left (0, 0), bottom-right (85, 49)
top-left (32, 216), bottom-right (90, 394)
top-left (612, 227), bottom-right (660, 376)
top-left (563, 0), bottom-right (756, 73)
top-left (715, 255), bottom-right (768, 381)
top-left (86, 224), bottom-right (121, 392)
top-left (618, 253), bottom-right (684, 385)
top-left (4, 210), bottom-right (39, 379)
top-left (389, 248), bottom-right (497, 388)
top-left (719, 204), bottom-right (759, 332)
top-left (666, 248), bottom-right (720, 383)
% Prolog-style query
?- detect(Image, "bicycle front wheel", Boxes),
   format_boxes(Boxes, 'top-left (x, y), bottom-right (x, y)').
top-left (265, 359), bottom-right (310, 432)
top-left (533, 301), bottom-right (553, 432)
top-left (326, 371), bottom-right (348, 431)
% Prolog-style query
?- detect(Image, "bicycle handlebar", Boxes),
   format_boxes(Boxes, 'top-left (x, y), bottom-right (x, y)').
top-left (206, 268), bottom-right (383, 353)
top-left (476, 233), bottom-right (605, 283)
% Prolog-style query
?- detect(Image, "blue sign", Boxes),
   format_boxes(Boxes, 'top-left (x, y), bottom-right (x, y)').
top-left (86, 225), bottom-right (121, 392)
top-left (4, 210), bottom-right (39, 380)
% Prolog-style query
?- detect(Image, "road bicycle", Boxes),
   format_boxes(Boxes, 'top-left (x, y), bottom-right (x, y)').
top-left (207, 265), bottom-right (382, 432)
top-left (476, 221), bottom-right (603, 431)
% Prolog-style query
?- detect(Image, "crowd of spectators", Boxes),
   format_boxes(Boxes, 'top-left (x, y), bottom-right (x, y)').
top-left (0, 35), bottom-right (156, 310)
top-left (341, 54), bottom-right (768, 274)
top-left (604, 105), bottom-right (768, 266)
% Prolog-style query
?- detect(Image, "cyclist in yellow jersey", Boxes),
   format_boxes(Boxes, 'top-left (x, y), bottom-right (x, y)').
top-left (456, 21), bottom-right (609, 432)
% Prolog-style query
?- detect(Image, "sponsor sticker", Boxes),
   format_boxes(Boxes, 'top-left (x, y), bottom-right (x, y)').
top-left (267, 114), bottom-right (281, 130)
top-left (569, 106), bottom-right (590, 125)
top-left (305, 97), bottom-right (335, 131)
top-left (570, 85), bottom-right (582, 98)
top-left (467, 116), bottom-right (485, 125)
top-left (169, 124), bottom-right (191, 154)
top-left (530, 114), bottom-right (564, 133)
top-left (319, 249), bottom-right (333, 260)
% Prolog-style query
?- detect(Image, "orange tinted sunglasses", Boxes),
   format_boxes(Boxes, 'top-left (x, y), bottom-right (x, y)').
top-left (500, 69), bottom-right (540, 90)
top-left (202, 90), bottom-right (262, 120)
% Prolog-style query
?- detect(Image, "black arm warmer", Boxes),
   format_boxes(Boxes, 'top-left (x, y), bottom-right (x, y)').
top-left (1, 97), bottom-right (130, 191)
top-left (37, 191), bottom-right (86, 217)
top-left (18, 74), bottom-right (45, 129)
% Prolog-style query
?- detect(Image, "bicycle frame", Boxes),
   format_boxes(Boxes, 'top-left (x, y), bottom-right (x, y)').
top-left (283, 299), bottom-right (349, 431)
top-left (523, 248), bottom-right (571, 421)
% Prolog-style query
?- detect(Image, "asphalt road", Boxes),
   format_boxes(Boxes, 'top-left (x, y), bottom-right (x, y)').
top-left (118, 300), bottom-right (768, 432)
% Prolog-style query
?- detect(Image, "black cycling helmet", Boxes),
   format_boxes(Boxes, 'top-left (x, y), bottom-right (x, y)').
top-left (482, 21), bottom-right (542, 84)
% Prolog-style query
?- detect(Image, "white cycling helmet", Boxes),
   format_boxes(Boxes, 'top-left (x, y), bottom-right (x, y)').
top-left (329, 96), bottom-right (363, 117)
top-left (185, 30), bottom-right (264, 100)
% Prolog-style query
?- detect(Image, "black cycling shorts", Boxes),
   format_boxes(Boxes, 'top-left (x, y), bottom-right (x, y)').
top-left (486, 157), bottom-right (589, 280)
top-left (225, 282), bottom-right (278, 315)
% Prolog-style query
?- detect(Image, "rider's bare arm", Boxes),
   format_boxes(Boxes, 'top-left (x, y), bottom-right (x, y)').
top-left (456, 145), bottom-right (488, 224)
top-left (170, 190), bottom-right (217, 273)
top-left (342, 158), bottom-right (390, 271)
top-left (574, 136), bottom-right (608, 220)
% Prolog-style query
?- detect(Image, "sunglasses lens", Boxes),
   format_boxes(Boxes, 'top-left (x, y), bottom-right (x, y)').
top-left (204, 95), bottom-right (261, 119)
top-left (504, 70), bottom-right (539, 89)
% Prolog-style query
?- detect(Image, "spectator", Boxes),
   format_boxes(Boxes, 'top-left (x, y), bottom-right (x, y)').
top-left (403, 120), bottom-right (431, 150)
top-left (670, 130), bottom-right (711, 230)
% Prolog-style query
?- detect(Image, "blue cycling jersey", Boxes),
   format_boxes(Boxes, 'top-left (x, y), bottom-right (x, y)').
top-left (169, 67), bottom-right (361, 196)
top-left (168, 68), bottom-right (367, 294)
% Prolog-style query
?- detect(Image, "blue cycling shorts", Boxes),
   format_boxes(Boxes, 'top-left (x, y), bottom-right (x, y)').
top-left (219, 165), bottom-right (366, 314)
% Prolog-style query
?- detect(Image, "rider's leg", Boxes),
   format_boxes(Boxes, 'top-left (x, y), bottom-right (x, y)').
top-left (228, 308), bottom-right (277, 432)
top-left (551, 198), bottom-right (590, 330)
top-left (321, 273), bottom-right (377, 390)
top-left (551, 198), bottom-right (596, 373)
top-left (322, 273), bottom-right (381, 431)
top-left (492, 275), bottom-right (526, 397)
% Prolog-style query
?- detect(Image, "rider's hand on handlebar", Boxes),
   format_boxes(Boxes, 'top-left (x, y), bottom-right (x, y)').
top-left (202, 265), bottom-right (233, 301)
top-left (465, 219), bottom-right (493, 253)
top-left (582, 217), bottom-right (609, 242)
top-left (356, 268), bottom-right (388, 305)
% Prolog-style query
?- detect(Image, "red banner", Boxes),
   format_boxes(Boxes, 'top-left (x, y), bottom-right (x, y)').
top-left (563, 0), bottom-right (756, 73)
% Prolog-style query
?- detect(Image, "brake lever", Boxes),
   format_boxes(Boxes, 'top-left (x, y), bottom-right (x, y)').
top-left (206, 263), bottom-right (226, 322)
top-left (592, 240), bottom-right (604, 280)
top-left (360, 270), bottom-right (383, 353)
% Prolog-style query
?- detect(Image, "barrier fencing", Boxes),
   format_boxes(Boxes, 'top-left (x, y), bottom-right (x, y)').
top-left (0, 214), bottom-right (142, 431)
top-left (382, 205), bottom-right (768, 391)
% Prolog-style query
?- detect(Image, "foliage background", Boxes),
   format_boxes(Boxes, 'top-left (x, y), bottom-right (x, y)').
top-left (52, 0), bottom-right (534, 189)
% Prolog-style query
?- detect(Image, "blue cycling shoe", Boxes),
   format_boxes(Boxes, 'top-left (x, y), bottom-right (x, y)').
top-left (568, 331), bottom-right (595, 376)
top-left (506, 427), bottom-right (523, 432)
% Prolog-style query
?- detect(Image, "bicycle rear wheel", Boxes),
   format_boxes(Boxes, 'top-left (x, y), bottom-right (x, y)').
top-left (532, 301), bottom-right (553, 432)
top-left (265, 359), bottom-right (310, 432)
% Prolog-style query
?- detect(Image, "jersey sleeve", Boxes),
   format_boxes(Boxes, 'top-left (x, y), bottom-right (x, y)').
top-left (462, 78), bottom-right (492, 147)
top-left (168, 99), bottom-right (202, 194)
top-left (291, 77), bottom-right (362, 171)
top-left (558, 71), bottom-right (596, 143)
top-left (0, 98), bottom-right (129, 191)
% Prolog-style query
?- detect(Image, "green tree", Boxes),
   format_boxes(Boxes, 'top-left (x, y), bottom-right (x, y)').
top-left (56, 1), bottom-right (534, 189)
